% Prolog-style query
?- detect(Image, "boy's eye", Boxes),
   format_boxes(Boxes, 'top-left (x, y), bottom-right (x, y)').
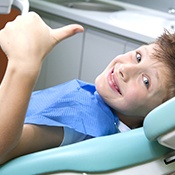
top-left (143, 77), bottom-right (149, 88)
top-left (136, 53), bottom-right (141, 63)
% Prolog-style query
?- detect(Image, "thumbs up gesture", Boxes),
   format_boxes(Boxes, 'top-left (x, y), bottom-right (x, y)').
top-left (0, 12), bottom-right (84, 67)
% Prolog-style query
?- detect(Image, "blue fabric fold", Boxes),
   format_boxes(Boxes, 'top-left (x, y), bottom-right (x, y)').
top-left (24, 79), bottom-right (119, 137)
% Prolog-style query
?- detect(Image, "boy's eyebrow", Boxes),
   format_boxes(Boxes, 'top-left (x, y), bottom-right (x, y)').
top-left (153, 69), bottom-right (160, 83)
top-left (142, 45), bottom-right (149, 55)
top-left (137, 45), bottom-right (148, 55)
top-left (142, 45), bottom-right (160, 83)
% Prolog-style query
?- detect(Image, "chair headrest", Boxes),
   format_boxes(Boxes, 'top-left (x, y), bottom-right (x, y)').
top-left (143, 97), bottom-right (175, 141)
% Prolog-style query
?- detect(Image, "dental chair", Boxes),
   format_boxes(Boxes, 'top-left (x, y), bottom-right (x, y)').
top-left (0, 1), bottom-right (175, 175)
top-left (0, 97), bottom-right (174, 175)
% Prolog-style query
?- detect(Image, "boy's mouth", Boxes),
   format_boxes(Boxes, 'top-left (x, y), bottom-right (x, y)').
top-left (109, 69), bottom-right (122, 95)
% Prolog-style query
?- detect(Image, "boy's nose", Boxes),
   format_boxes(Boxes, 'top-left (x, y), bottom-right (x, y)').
top-left (119, 64), bottom-right (140, 82)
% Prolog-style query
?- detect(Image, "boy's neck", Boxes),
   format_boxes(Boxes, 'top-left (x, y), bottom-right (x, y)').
top-left (115, 111), bottom-right (144, 129)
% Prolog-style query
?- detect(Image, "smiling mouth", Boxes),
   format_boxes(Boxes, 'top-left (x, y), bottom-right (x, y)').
top-left (109, 69), bottom-right (122, 95)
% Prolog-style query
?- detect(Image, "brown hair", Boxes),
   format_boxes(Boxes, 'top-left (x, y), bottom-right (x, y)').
top-left (153, 29), bottom-right (175, 102)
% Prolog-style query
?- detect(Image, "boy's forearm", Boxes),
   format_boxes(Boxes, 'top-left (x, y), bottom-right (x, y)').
top-left (0, 61), bottom-right (41, 157)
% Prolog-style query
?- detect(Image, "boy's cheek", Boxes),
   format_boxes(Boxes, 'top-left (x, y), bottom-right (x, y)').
top-left (95, 73), bottom-right (106, 90)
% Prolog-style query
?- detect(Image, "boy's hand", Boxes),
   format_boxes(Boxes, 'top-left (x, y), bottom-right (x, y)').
top-left (0, 12), bottom-right (84, 67)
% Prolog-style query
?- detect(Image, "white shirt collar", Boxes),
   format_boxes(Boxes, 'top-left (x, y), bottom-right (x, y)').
top-left (118, 120), bottom-right (131, 132)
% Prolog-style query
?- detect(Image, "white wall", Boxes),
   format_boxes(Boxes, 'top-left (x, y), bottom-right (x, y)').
top-left (116, 0), bottom-right (175, 13)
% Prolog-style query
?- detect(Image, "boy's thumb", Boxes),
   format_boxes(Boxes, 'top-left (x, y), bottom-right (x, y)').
top-left (50, 24), bottom-right (84, 45)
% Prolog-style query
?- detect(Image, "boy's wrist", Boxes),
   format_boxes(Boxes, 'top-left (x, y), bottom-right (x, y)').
top-left (3, 60), bottom-right (42, 87)
top-left (7, 59), bottom-right (42, 77)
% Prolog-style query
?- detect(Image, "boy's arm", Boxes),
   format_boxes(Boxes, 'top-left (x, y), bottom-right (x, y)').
top-left (0, 12), bottom-right (84, 162)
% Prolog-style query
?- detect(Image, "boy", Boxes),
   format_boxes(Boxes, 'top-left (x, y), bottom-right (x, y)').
top-left (0, 12), bottom-right (174, 164)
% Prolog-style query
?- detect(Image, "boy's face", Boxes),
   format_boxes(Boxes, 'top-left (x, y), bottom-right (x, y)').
top-left (95, 44), bottom-right (167, 118)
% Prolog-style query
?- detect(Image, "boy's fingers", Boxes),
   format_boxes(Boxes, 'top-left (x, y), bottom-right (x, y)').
top-left (50, 24), bottom-right (84, 45)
